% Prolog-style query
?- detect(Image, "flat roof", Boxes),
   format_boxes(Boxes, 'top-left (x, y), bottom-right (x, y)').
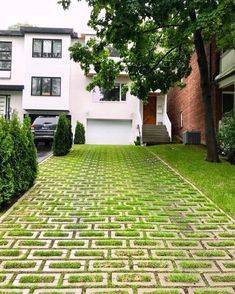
top-left (0, 85), bottom-right (24, 91)
top-left (0, 27), bottom-right (78, 39)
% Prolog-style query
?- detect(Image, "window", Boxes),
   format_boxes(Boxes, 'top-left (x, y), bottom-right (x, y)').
top-left (222, 92), bottom-right (234, 114)
top-left (32, 39), bottom-right (62, 58)
top-left (92, 84), bottom-right (126, 102)
top-left (180, 111), bottom-right (183, 128)
top-left (31, 77), bottom-right (61, 96)
top-left (0, 42), bottom-right (12, 71)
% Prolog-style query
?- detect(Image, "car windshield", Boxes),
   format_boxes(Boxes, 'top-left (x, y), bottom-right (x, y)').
top-left (33, 117), bottom-right (58, 125)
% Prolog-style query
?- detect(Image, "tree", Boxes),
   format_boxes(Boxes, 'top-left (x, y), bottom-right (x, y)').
top-left (53, 113), bottom-right (71, 156)
top-left (9, 114), bottom-right (29, 194)
top-left (74, 121), bottom-right (85, 144)
top-left (22, 115), bottom-right (38, 186)
top-left (59, 0), bottom-right (235, 162)
top-left (8, 23), bottom-right (32, 30)
top-left (0, 118), bottom-right (14, 205)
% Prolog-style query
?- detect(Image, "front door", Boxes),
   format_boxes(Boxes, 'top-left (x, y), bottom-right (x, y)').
top-left (143, 94), bottom-right (157, 124)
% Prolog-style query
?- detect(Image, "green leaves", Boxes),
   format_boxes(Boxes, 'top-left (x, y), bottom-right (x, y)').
top-left (53, 114), bottom-right (72, 156)
top-left (0, 115), bottom-right (38, 206)
top-left (60, 0), bottom-right (234, 101)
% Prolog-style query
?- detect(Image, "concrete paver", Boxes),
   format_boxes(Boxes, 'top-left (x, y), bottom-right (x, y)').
top-left (0, 145), bottom-right (234, 293)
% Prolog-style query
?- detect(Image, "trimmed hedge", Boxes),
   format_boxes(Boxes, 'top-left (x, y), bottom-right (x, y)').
top-left (74, 121), bottom-right (85, 144)
top-left (53, 113), bottom-right (72, 156)
top-left (0, 115), bottom-right (38, 207)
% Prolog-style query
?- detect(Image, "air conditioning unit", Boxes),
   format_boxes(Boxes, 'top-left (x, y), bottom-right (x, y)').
top-left (183, 131), bottom-right (201, 145)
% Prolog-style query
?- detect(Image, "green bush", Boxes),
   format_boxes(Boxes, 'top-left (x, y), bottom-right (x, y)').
top-left (218, 111), bottom-right (235, 164)
top-left (0, 114), bottom-right (38, 207)
top-left (9, 114), bottom-right (29, 194)
top-left (68, 119), bottom-right (73, 149)
top-left (22, 115), bottom-right (38, 187)
top-left (74, 121), bottom-right (85, 144)
top-left (53, 113), bottom-right (71, 156)
top-left (0, 118), bottom-right (14, 205)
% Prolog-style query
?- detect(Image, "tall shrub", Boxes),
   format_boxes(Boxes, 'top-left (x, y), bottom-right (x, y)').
top-left (74, 121), bottom-right (85, 144)
top-left (218, 111), bottom-right (235, 164)
top-left (22, 115), bottom-right (38, 186)
top-left (68, 119), bottom-right (73, 149)
top-left (53, 113), bottom-right (71, 156)
top-left (9, 114), bottom-right (30, 194)
top-left (0, 118), bottom-right (14, 205)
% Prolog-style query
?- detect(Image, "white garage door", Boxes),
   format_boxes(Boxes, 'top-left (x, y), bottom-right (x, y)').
top-left (86, 119), bottom-right (132, 145)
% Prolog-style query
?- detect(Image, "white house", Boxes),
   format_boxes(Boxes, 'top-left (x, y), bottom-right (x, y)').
top-left (0, 26), bottom-right (171, 145)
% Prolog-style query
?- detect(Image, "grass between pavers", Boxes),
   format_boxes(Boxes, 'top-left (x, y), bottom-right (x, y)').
top-left (143, 291), bottom-right (181, 294)
top-left (179, 261), bottom-right (212, 268)
top-left (166, 273), bottom-right (199, 283)
top-left (116, 273), bottom-right (152, 282)
top-left (68, 274), bottom-right (104, 283)
top-left (194, 291), bottom-right (232, 294)
top-left (49, 262), bottom-right (81, 268)
top-left (137, 261), bottom-right (169, 268)
top-left (19, 275), bottom-right (55, 283)
top-left (211, 275), bottom-right (235, 282)
top-left (93, 261), bottom-right (126, 268)
top-left (3, 261), bottom-right (36, 269)
top-left (149, 144), bottom-right (235, 216)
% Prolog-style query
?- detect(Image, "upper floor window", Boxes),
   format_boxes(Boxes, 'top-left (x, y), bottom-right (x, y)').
top-left (92, 83), bottom-right (126, 102)
top-left (31, 77), bottom-right (61, 96)
top-left (32, 39), bottom-right (62, 58)
top-left (0, 42), bottom-right (12, 71)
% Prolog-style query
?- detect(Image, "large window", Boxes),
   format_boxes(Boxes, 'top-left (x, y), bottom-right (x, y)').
top-left (92, 83), bottom-right (126, 102)
top-left (0, 42), bottom-right (12, 71)
top-left (32, 39), bottom-right (62, 58)
top-left (31, 77), bottom-right (61, 96)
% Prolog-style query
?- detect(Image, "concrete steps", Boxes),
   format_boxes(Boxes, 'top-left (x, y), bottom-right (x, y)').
top-left (142, 124), bottom-right (170, 144)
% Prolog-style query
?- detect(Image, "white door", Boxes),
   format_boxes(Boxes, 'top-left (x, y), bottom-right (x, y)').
top-left (0, 96), bottom-right (6, 117)
top-left (86, 119), bottom-right (132, 145)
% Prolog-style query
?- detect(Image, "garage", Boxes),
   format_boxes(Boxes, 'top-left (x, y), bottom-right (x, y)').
top-left (86, 119), bottom-right (133, 145)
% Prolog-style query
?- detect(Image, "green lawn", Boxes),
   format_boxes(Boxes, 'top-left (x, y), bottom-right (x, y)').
top-left (149, 144), bottom-right (235, 216)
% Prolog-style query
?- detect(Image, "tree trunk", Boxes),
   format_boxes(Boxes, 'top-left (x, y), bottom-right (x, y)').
top-left (193, 29), bottom-right (220, 162)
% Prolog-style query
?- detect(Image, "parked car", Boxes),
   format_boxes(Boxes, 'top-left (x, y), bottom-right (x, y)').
top-left (31, 116), bottom-right (59, 146)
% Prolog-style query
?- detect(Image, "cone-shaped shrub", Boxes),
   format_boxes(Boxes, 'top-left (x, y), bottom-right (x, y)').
top-left (74, 121), bottom-right (85, 144)
top-left (0, 118), bottom-right (14, 205)
top-left (68, 119), bottom-right (73, 149)
top-left (22, 115), bottom-right (38, 186)
top-left (53, 113), bottom-right (71, 156)
top-left (9, 114), bottom-right (30, 194)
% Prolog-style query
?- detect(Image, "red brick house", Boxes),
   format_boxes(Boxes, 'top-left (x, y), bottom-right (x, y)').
top-left (167, 42), bottom-right (235, 144)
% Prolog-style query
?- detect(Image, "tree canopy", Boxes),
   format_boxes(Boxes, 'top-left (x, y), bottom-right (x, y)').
top-left (59, 0), bottom-right (234, 101)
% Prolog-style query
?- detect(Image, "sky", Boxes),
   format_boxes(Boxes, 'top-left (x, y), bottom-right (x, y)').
top-left (0, 0), bottom-right (92, 33)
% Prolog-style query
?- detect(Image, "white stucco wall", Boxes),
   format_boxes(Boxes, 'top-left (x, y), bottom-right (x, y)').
top-left (0, 36), bottom-right (24, 83)
top-left (22, 33), bottom-right (71, 111)
top-left (69, 62), bottom-right (142, 144)
top-left (0, 91), bottom-right (25, 121)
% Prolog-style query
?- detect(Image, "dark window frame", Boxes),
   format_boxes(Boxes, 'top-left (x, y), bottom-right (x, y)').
top-left (31, 77), bottom-right (61, 96)
top-left (0, 41), bottom-right (12, 71)
top-left (94, 83), bottom-right (127, 102)
top-left (32, 39), bottom-right (62, 58)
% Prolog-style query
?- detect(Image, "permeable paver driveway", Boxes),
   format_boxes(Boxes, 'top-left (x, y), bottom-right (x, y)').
top-left (0, 145), bottom-right (235, 294)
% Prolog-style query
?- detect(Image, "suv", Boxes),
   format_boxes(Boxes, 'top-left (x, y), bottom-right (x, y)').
top-left (31, 116), bottom-right (59, 145)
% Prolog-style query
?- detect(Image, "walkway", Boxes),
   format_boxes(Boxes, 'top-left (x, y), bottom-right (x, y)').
top-left (0, 145), bottom-right (235, 294)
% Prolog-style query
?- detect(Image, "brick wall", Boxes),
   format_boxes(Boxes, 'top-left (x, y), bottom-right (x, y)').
top-left (167, 42), bottom-right (221, 144)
